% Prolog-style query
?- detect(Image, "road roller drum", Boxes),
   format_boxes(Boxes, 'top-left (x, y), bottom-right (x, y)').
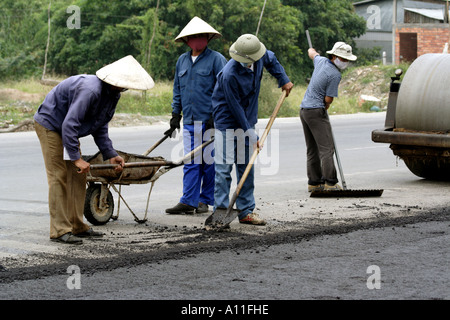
top-left (396, 54), bottom-right (450, 132)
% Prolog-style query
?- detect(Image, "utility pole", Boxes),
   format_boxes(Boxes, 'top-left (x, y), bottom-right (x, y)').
top-left (447, 0), bottom-right (449, 23)
top-left (392, 0), bottom-right (397, 64)
top-left (447, 0), bottom-right (450, 45)
top-left (147, 0), bottom-right (160, 69)
top-left (256, 0), bottom-right (267, 37)
top-left (42, 0), bottom-right (51, 80)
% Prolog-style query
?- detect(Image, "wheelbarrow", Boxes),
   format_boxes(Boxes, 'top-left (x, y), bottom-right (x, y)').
top-left (82, 136), bottom-right (214, 225)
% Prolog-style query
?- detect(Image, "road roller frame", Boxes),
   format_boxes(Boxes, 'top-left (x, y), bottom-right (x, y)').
top-left (372, 67), bottom-right (450, 180)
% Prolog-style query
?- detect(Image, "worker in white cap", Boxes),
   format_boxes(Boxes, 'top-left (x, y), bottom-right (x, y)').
top-left (165, 17), bottom-right (227, 215)
top-left (300, 41), bottom-right (357, 193)
top-left (34, 55), bottom-right (154, 244)
top-left (211, 34), bottom-right (293, 226)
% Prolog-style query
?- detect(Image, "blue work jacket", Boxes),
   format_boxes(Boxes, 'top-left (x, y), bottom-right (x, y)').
top-left (34, 75), bottom-right (120, 161)
top-left (171, 47), bottom-right (227, 124)
top-left (212, 50), bottom-right (290, 133)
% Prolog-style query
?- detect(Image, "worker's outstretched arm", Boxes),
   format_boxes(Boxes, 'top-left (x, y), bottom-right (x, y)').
top-left (308, 48), bottom-right (320, 60)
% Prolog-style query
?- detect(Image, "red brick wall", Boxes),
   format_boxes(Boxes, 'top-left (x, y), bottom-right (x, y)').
top-left (395, 24), bottom-right (450, 64)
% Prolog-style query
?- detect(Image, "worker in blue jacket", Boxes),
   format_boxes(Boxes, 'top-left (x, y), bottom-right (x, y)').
top-left (34, 56), bottom-right (154, 244)
top-left (211, 34), bottom-right (293, 226)
top-left (165, 17), bottom-right (227, 215)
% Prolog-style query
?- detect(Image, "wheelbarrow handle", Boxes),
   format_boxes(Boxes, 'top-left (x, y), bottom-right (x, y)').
top-left (89, 137), bottom-right (214, 170)
top-left (170, 137), bottom-right (215, 168)
top-left (89, 138), bottom-right (214, 171)
top-left (89, 160), bottom-right (172, 170)
top-left (142, 134), bottom-right (170, 156)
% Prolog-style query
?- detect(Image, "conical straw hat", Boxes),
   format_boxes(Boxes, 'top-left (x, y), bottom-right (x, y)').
top-left (175, 16), bottom-right (221, 42)
top-left (96, 55), bottom-right (155, 90)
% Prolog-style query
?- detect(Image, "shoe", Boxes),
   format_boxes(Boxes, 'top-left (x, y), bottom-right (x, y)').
top-left (196, 202), bottom-right (209, 214)
top-left (51, 232), bottom-right (83, 245)
top-left (75, 228), bottom-right (104, 238)
top-left (239, 213), bottom-right (266, 226)
top-left (308, 184), bottom-right (324, 192)
top-left (324, 183), bottom-right (343, 191)
top-left (165, 202), bottom-right (195, 214)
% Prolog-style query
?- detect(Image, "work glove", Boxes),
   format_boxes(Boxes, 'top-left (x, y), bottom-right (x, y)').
top-left (205, 116), bottom-right (215, 139)
top-left (164, 112), bottom-right (182, 137)
top-left (205, 116), bottom-right (214, 131)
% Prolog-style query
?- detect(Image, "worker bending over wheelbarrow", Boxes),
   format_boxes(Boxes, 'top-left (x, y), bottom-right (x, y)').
top-left (34, 56), bottom-right (154, 244)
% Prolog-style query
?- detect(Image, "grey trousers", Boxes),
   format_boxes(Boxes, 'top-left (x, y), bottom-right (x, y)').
top-left (300, 108), bottom-right (338, 186)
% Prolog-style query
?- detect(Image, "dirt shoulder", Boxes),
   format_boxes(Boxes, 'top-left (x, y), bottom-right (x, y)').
top-left (0, 113), bottom-right (170, 133)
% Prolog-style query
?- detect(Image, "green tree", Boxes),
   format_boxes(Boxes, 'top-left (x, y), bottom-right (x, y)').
top-left (282, 0), bottom-right (366, 79)
top-left (0, 0), bottom-right (50, 78)
top-left (48, 0), bottom-right (150, 74)
top-left (0, 0), bottom-right (366, 83)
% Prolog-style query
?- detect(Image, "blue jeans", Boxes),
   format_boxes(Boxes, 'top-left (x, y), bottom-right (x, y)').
top-left (213, 129), bottom-right (256, 219)
top-left (179, 123), bottom-right (215, 207)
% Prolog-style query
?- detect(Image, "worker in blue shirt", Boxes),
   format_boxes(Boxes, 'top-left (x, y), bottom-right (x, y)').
top-left (165, 17), bottom-right (227, 215)
top-left (211, 34), bottom-right (293, 226)
top-left (34, 56), bottom-right (154, 244)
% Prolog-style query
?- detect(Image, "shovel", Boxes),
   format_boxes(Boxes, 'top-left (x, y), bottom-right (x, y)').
top-left (205, 91), bottom-right (287, 229)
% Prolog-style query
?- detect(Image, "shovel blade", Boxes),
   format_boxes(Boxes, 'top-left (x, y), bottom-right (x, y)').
top-left (310, 189), bottom-right (383, 198)
top-left (205, 208), bottom-right (239, 230)
top-left (205, 191), bottom-right (240, 230)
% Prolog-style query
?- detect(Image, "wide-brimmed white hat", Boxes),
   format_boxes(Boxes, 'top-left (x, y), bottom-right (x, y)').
top-left (175, 16), bottom-right (221, 42)
top-left (229, 34), bottom-right (266, 63)
top-left (96, 55), bottom-right (155, 90)
top-left (326, 42), bottom-right (357, 61)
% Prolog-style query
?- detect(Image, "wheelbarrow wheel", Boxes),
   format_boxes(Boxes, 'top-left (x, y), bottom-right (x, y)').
top-left (84, 184), bottom-right (114, 225)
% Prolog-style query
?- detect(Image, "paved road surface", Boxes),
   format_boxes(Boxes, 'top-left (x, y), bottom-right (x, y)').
top-left (0, 113), bottom-right (449, 304)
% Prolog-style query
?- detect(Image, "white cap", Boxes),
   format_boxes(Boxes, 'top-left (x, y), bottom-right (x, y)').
top-left (96, 55), bottom-right (155, 91)
top-left (326, 42), bottom-right (357, 61)
top-left (175, 16), bottom-right (221, 42)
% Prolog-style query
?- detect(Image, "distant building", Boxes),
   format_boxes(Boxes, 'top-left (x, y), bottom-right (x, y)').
top-left (354, 0), bottom-right (450, 64)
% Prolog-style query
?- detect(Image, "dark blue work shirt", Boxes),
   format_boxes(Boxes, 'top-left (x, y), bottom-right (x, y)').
top-left (172, 47), bottom-right (227, 124)
top-left (34, 75), bottom-right (120, 161)
top-left (212, 50), bottom-right (290, 133)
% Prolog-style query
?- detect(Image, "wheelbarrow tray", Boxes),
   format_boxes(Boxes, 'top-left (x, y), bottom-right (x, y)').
top-left (83, 150), bottom-right (166, 184)
top-left (82, 139), bottom-right (214, 225)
